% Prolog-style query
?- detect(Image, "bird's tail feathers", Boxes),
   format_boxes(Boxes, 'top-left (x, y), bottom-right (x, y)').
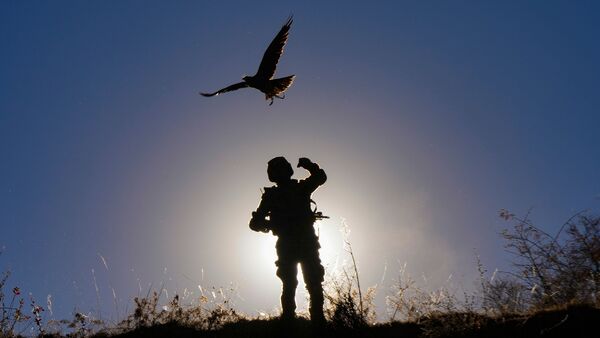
top-left (269, 75), bottom-right (295, 96)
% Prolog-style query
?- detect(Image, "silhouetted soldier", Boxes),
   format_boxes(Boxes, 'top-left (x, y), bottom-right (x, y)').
top-left (249, 156), bottom-right (327, 323)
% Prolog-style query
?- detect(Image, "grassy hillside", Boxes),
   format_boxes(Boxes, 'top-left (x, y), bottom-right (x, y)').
top-left (93, 304), bottom-right (598, 338)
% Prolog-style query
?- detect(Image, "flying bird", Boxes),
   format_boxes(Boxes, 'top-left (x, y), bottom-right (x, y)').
top-left (200, 16), bottom-right (295, 105)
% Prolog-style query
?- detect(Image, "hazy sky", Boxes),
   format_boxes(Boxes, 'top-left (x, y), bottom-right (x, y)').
top-left (1, 1), bottom-right (599, 321)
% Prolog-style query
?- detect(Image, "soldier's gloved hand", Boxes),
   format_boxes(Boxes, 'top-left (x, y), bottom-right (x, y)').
top-left (249, 214), bottom-right (271, 233)
top-left (297, 157), bottom-right (313, 169)
top-left (249, 214), bottom-right (266, 232)
top-left (249, 219), bottom-right (259, 232)
top-left (249, 220), bottom-right (268, 233)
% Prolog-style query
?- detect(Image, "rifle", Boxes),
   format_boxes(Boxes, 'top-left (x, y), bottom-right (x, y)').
top-left (313, 211), bottom-right (329, 221)
top-left (310, 199), bottom-right (329, 221)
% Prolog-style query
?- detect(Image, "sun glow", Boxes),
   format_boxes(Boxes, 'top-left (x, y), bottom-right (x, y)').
top-left (314, 219), bottom-right (345, 273)
top-left (241, 218), bottom-right (344, 282)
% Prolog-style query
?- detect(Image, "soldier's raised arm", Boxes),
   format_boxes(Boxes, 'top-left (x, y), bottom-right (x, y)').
top-left (297, 157), bottom-right (326, 193)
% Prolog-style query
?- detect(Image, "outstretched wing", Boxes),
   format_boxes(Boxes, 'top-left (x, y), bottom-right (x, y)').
top-left (199, 82), bottom-right (248, 97)
top-left (255, 16), bottom-right (293, 80)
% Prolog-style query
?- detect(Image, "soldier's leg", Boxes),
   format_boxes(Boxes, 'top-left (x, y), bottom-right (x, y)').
top-left (301, 251), bottom-right (325, 322)
top-left (276, 259), bottom-right (298, 319)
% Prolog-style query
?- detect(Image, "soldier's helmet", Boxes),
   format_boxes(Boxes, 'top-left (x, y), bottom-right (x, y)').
top-left (267, 156), bottom-right (293, 183)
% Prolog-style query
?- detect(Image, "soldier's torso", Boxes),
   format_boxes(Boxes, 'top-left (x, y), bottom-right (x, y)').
top-left (264, 180), bottom-right (315, 239)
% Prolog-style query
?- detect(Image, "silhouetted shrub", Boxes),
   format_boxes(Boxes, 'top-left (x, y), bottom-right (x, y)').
top-left (109, 286), bottom-right (242, 336)
top-left (0, 267), bottom-right (37, 337)
top-left (324, 269), bottom-right (376, 329)
top-left (493, 209), bottom-right (600, 309)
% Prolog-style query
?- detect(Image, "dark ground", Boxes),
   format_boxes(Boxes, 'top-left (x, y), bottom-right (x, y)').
top-left (85, 304), bottom-right (599, 338)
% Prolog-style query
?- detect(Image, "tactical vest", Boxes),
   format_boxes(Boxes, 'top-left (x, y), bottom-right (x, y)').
top-left (263, 180), bottom-right (315, 238)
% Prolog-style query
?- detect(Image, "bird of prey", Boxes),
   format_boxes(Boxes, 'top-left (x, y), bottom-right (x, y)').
top-left (200, 16), bottom-right (295, 105)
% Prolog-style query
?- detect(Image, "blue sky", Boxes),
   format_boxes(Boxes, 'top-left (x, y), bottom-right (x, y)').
top-left (1, 1), bottom-right (599, 322)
